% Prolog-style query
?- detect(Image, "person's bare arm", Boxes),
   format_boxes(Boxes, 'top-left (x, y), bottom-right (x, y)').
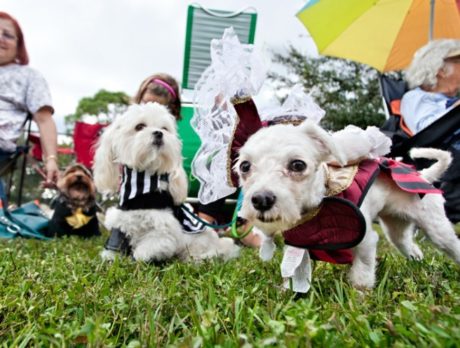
top-left (33, 107), bottom-right (59, 184)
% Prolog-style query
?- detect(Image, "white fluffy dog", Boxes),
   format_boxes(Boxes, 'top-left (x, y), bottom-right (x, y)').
top-left (94, 103), bottom-right (239, 262)
top-left (235, 120), bottom-right (460, 289)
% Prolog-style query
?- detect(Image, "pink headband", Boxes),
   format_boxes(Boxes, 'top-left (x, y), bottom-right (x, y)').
top-left (150, 78), bottom-right (177, 99)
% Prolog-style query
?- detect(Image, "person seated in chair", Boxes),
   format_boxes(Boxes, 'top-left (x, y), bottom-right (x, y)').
top-left (400, 39), bottom-right (460, 223)
top-left (401, 39), bottom-right (460, 134)
top-left (0, 12), bottom-right (59, 186)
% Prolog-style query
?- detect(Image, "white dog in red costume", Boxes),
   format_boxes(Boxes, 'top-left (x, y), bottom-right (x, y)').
top-left (189, 27), bottom-right (460, 292)
top-left (235, 119), bottom-right (460, 290)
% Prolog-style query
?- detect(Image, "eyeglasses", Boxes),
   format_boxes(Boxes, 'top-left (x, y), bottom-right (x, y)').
top-left (0, 30), bottom-right (17, 42)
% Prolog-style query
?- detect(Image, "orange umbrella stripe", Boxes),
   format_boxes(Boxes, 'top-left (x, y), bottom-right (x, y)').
top-left (385, 0), bottom-right (460, 72)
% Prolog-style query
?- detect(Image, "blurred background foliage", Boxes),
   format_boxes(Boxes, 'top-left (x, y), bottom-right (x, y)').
top-left (64, 89), bottom-right (130, 133)
top-left (269, 46), bottom-right (400, 131)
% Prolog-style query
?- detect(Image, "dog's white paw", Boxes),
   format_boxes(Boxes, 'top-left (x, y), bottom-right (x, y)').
top-left (185, 237), bottom-right (240, 262)
top-left (407, 244), bottom-right (424, 261)
top-left (133, 243), bottom-right (176, 262)
top-left (100, 249), bottom-right (118, 261)
top-left (259, 237), bottom-right (276, 261)
top-left (218, 237), bottom-right (241, 260)
top-left (132, 246), bottom-right (155, 262)
top-left (348, 267), bottom-right (375, 289)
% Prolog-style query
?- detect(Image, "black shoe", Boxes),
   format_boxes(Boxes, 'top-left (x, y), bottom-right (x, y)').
top-left (104, 228), bottom-right (132, 256)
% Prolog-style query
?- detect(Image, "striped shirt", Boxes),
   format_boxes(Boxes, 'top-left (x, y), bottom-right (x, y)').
top-left (118, 166), bottom-right (205, 233)
top-left (119, 166), bottom-right (173, 210)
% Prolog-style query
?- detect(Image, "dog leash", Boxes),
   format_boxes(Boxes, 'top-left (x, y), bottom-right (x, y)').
top-left (229, 192), bottom-right (253, 239)
top-left (180, 191), bottom-right (253, 239)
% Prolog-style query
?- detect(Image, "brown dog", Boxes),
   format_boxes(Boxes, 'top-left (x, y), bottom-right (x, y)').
top-left (48, 164), bottom-right (100, 237)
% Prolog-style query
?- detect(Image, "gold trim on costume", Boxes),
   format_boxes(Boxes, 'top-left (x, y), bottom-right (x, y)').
top-left (325, 164), bottom-right (359, 197)
top-left (230, 95), bottom-right (252, 105)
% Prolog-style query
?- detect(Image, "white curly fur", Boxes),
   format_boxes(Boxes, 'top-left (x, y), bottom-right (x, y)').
top-left (93, 103), bottom-right (187, 203)
top-left (94, 103), bottom-right (239, 262)
top-left (236, 120), bottom-right (460, 289)
top-left (405, 39), bottom-right (460, 89)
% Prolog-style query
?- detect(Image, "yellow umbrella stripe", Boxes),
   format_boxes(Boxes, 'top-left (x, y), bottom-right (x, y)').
top-left (322, 0), bottom-right (413, 71)
top-left (297, 0), bottom-right (379, 52)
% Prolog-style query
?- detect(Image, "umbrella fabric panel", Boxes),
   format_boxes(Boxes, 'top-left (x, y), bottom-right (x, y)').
top-left (298, 0), bottom-right (460, 72)
top-left (322, 0), bottom-right (412, 71)
top-left (297, 0), bottom-right (382, 52)
top-left (386, 0), bottom-right (460, 71)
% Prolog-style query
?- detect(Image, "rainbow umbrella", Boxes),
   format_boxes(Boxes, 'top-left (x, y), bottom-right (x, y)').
top-left (297, 0), bottom-right (460, 72)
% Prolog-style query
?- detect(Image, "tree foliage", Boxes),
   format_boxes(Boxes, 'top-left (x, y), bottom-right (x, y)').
top-left (64, 89), bottom-right (130, 131)
top-left (270, 46), bottom-right (387, 131)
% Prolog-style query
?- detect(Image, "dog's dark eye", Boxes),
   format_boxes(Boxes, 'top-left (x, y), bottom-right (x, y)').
top-left (135, 123), bottom-right (146, 131)
top-left (288, 160), bottom-right (306, 172)
top-left (239, 161), bottom-right (251, 173)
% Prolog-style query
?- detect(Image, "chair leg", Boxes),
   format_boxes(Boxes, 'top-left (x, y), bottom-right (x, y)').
top-left (6, 165), bottom-right (14, 204)
top-left (17, 152), bottom-right (28, 206)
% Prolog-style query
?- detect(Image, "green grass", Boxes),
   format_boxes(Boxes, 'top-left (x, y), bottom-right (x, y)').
top-left (1, 227), bottom-right (460, 347)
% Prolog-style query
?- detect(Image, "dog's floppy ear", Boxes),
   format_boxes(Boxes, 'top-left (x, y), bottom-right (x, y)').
top-left (299, 120), bottom-right (347, 166)
top-left (93, 123), bottom-right (120, 194)
top-left (168, 166), bottom-right (188, 205)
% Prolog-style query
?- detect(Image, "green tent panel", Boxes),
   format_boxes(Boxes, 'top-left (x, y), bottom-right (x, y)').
top-left (178, 104), bottom-right (201, 197)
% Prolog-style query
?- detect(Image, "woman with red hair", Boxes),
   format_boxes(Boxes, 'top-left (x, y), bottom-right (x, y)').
top-left (0, 11), bottom-right (59, 185)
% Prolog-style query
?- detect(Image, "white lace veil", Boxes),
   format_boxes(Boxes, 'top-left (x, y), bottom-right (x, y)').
top-left (191, 28), bottom-right (326, 204)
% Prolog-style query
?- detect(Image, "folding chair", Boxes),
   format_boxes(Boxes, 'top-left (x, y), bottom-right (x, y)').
top-left (0, 96), bottom-right (34, 206)
top-left (379, 75), bottom-right (412, 157)
top-left (379, 75), bottom-right (460, 222)
top-left (73, 121), bottom-right (107, 169)
top-left (29, 121), bottom-right (106, 174)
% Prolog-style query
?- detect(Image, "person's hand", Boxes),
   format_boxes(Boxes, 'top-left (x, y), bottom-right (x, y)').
top-left (44, 156), bottom-right (59, 187)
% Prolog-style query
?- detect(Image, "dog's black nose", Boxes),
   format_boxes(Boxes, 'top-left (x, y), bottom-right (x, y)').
top-left (251, 191), bottom-right (276, 212)
top-left (153, 131), bottom-right (163, 140)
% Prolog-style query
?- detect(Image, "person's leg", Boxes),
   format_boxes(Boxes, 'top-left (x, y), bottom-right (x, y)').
top-left (0, 149), bottom-right (16, 177)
